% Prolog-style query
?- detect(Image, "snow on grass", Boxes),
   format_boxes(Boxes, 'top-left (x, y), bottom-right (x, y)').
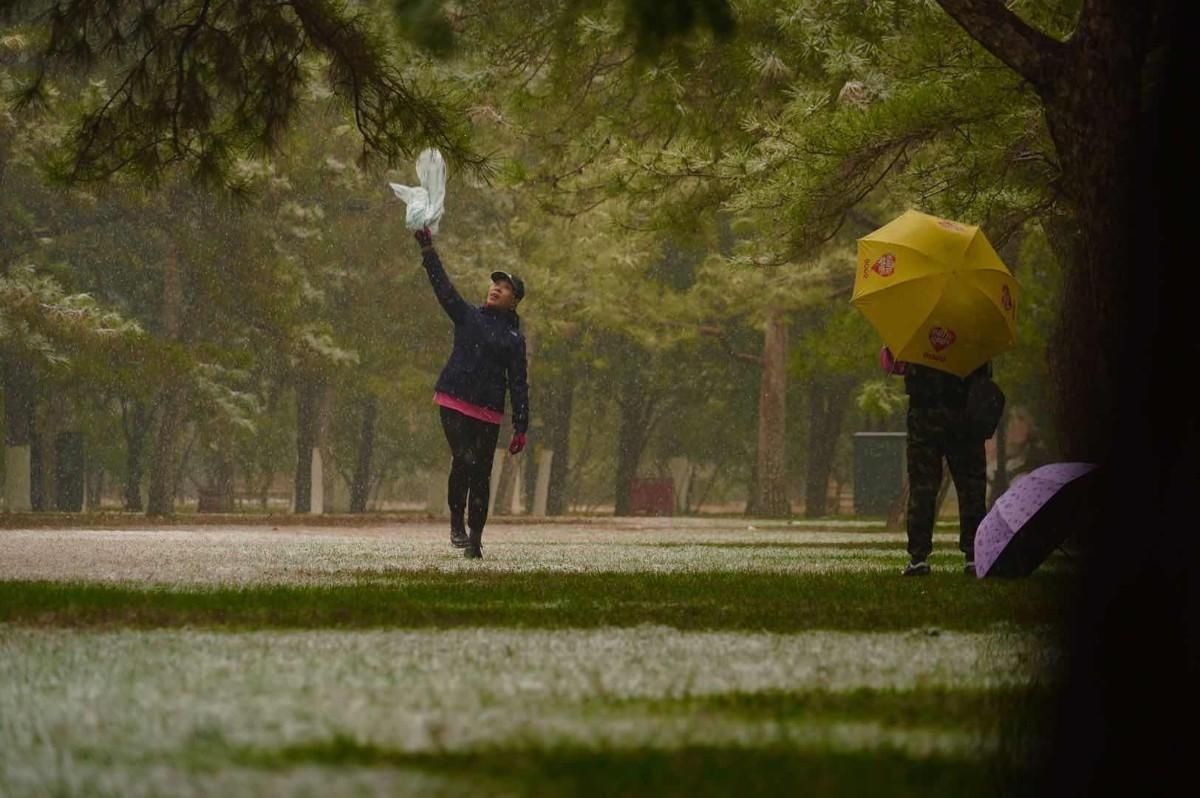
top-left (0, 626), bottom-right (1053, 760)
top-left (0, 524), bottom-right (969, 585)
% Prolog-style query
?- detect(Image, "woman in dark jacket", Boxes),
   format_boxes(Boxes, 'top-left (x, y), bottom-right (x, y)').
top-left (415, 227), bottom-right (529, 559)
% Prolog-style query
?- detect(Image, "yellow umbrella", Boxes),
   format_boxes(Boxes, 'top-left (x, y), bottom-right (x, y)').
top-left (852, 209), bottom-right (1019, 377)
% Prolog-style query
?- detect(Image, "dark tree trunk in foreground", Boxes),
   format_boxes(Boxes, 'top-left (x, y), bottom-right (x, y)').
top-left (933, 0), bottom-right (1149, 463)
top-left (933, 2), bottom-right (1195, 794)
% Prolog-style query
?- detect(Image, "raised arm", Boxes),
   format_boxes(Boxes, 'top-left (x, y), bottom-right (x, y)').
top-left (415, 228), bottom-right (470, 325)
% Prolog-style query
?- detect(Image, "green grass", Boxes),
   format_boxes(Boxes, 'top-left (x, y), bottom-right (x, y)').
top-left (623, 685), bottom-right (1051, 730)
top-left (226, 736), bottom-right (1018, 797)
top-left (0, 568), bottom-right (1068, 631)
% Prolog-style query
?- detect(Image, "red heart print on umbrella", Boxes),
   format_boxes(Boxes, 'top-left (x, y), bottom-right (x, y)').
top-left (871, 253), bottom-right (896, 277)
top-left (929, 327), bottom-right (956, 351)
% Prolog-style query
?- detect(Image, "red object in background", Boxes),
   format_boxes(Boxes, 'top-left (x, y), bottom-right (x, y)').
top-left (628, 479), bottom-right (675, 516)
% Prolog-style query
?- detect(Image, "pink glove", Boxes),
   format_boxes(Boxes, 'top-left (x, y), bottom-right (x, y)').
top-left (508, 432), bottom-right (526, 455)
top-left (414, 227), bottom-right (433, 248)
top-left (879, 346), bottom-right (908, 375)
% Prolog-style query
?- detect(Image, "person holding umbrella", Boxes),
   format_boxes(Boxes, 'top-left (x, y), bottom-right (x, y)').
top-left (853, 210), bottom-right (1018, 576)
top-left (414, 226), bottom-right (529, 560)
top-left (881, 347), bottom-right (992, 575)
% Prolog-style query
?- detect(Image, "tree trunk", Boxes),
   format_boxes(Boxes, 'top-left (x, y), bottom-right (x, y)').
top-left (613, 374), bottom-right (658, 517)
top-left (753, 309), bottom-right (789, 517)
top-left (197, 447), bottom-right (235, 512)
top-left (804, 376), bottom-right (855, 518)
top-left (3, 359), bottom-right (35, 512)
top-left (934, 0), bottom-right (1147, 461)
top-left (36, 393), bottom-right (67, 511)
top-left (1029, 8), bottom-right (1189, 794)
top-left (86, 464), bottom-right (104, 510)
top-left (146, 385), bottom-right (187, 515)
top-left (121, 400), bottom-right (151, 511)
top-left (258, 472), bottom-right (273, 510)
top-left (743, 456), bottom-right (759, 516)
top-left (145, 245), bottom-right (186, 517)
top-left (612, 408), bottom-right (649, 516)
top-left (1041, 32), bottom-right (1144, 463)
top-left (29, 428), bottom-right (45, 511)
top-left (292, 377), bottom-right (328, 514)
top-left (349, 394), bottom-right (377, 513)
top-left (544, 375), bottom-right (575, 516)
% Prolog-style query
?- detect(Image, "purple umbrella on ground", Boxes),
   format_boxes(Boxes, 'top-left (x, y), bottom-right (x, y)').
top-left (975, 462), bottom-right (1099, 578)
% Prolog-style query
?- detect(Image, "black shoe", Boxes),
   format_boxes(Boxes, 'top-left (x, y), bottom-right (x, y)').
top-left (464, 528), bottom-right (483, 559)
top-left (902, 559), bottom-right (931, 576)
top-left (963, 560), bottom-right (976, 576)
top-left (450, 524), bottom-right (469, 549)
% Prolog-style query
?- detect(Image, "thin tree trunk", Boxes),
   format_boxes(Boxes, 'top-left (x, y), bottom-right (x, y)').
top-left (613, 382), bottom-right (658, 517)
top-left (754, 309), bottom-right (789, 518)
top-left (37, 393), bottom-right (66, 511)
top-left (293, 378), bottom-right (331, 514)
top-left (86, 464), bottom-right (104, 510)
top-left (743, 456), bottom-right (759, 516)
top-left (146, 386), bottom-right (187, 515)
top-left (0, 149), bottom-right (34, 513)
top-left (544, 375), bottom-right (575, 516)
top-left (349, 394), bottom-right (377, 513)
top-left (612, 407), bottom-right (648, 516)
top-left (293, 379), bottom-right (321, 514)
top-left (3, 360), bottom-right (35, 512)
top-left (146, 245), bottom-right (186, 517)
top-left (804, 376), bottom-right (855, 518)
top-left (121, 400), bottom-right (151, 511)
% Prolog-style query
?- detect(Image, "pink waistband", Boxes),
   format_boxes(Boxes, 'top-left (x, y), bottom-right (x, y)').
top-left (434, 392), bottom-right (503, 425)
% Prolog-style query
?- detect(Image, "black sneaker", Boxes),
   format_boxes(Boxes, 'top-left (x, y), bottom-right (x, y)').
top-left (450, 524), bottom-right (469, 549)
top-left (902, 559), bottom-right (931, 576)
top-left (963, 560), bottom-right (976, 576)
top-left (464, 544), bottom-right (483, 560)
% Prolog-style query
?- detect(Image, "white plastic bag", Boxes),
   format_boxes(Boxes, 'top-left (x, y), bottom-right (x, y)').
top-left (388, 148), bottom-right (446, 233)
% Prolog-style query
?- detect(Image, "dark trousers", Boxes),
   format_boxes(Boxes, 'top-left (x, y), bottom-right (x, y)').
top-left (440, 407), bottom-right (501, 537)
top-left (906, 407), bottom-right (987, 562)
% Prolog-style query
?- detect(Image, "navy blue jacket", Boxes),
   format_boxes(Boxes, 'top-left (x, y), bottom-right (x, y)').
top-left (422, 247), bottom-right (529, 433)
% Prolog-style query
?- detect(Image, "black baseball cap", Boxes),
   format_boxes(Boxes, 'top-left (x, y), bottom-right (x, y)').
top-left (490, 271), bottom-right (526, 301)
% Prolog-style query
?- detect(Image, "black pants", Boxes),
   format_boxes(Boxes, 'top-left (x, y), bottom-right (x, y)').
top-left (440, 407), bottom-right (501, 536)
top-left (905, 407), bottom-right (987, 562)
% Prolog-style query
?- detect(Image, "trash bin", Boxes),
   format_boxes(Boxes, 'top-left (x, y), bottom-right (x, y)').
top-left (54, 431), bottom-right (84, 512)
top-left (629, 479), bottom-right (675, 516)
top-left (853, 432), bottom-right (906, 516)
